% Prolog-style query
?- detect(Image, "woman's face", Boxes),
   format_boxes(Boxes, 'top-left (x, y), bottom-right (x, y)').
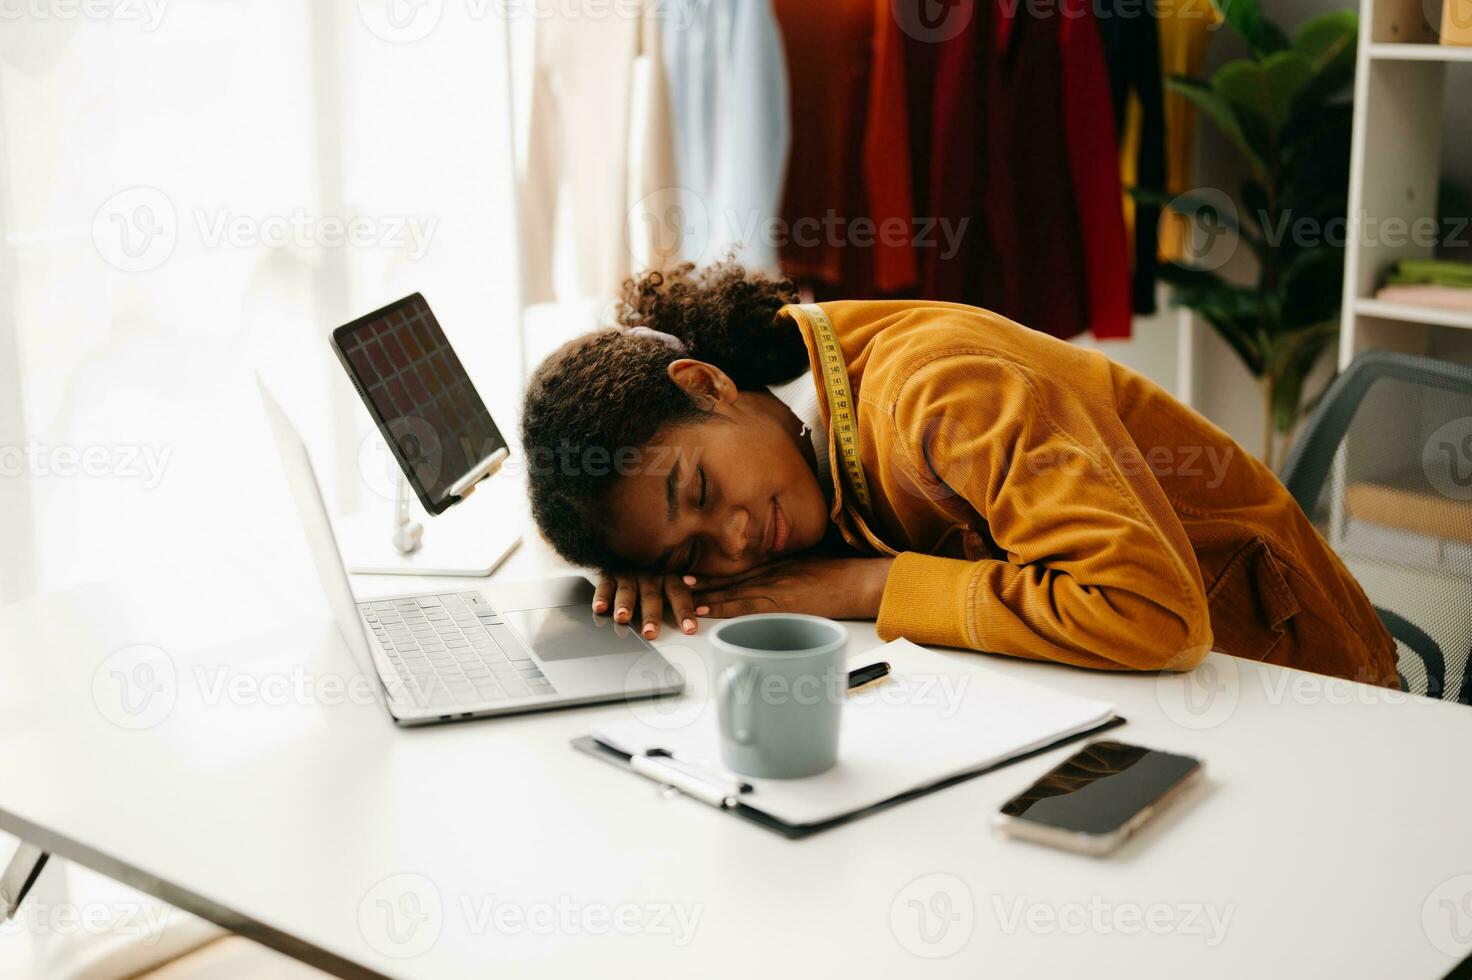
top-left (601, 361), bottom-right (830, 577)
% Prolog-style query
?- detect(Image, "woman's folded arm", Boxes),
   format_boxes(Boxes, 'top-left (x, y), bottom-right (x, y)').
top-left (874, 352), bottom-right (1213, 671)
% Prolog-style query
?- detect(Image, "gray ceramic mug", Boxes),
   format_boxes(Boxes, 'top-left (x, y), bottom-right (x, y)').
top-left (709, 614), bottom-right (847, 779)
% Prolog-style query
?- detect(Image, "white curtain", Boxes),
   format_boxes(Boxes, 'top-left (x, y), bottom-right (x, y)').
top-left (0, 0), bottom-right (524, 606)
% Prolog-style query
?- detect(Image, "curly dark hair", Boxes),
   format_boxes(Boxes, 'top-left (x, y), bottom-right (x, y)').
top-left (519, 258), bottom-right (807, 571)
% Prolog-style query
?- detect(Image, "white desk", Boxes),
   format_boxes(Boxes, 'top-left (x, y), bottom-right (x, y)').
top-left (2, 518), bottom-right (1471, 979)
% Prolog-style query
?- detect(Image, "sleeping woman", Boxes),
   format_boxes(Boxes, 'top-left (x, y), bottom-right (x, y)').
top-left (518, 259), bottom-right (1398, 686)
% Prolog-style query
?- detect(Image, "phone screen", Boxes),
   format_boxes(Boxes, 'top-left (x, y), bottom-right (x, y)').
top-left (998, 740), bottom-right (1201, 835)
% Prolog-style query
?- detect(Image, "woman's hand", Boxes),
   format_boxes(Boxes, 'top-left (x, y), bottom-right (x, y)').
top-left (592, 571), bottom-right (700, 639)
top-left (686, 556), bottom-right (896, 621)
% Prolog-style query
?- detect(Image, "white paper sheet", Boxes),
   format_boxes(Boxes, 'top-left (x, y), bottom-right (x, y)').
top-left (591, 638), bottom-right (1117, 827)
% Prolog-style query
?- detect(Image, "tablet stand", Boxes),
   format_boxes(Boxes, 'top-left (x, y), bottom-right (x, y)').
top-left (341, 458), bottom-right (521, 577)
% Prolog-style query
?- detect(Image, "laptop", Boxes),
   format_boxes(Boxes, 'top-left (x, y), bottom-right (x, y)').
top-left (257, 382), bottom-right (685, 725)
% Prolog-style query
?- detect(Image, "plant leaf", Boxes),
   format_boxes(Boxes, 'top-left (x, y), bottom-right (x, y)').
top-left (1267, 320), bottom-right (1339, 432)
top-left (1292, 11), bottom-right (1358, 106)
top-left (1214, 51), bottom-right (1315, 138)
top-left (1167, 76), bottom-right (1268, 176)
top-left (1213, 0), bottom-right (1292, 58)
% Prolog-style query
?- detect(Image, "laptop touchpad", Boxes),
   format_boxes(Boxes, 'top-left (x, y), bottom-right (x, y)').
top-left (501, 605), bottom-right (648, 661)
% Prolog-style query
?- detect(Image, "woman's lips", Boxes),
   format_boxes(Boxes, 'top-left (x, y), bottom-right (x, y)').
top-left (770, 497), bottom-right (791, 555)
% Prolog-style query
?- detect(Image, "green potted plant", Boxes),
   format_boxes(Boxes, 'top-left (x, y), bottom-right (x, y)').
top-left (1141, 0), bottom-right (1358, 467)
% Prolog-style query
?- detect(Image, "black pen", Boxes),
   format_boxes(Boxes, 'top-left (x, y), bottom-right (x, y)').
top-left (847, 661), bottom-right (891, 693)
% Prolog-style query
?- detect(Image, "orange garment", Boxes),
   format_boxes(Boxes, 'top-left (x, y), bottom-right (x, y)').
top-left (773, 0), bottom-right (916, 295)
top-left (779, 300), bottom-right (1398, 687)
top-left (1120, 0), bottom-right (1223, 262)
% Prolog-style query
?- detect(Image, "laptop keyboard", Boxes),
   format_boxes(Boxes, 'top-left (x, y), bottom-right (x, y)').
top-left (360, 591), bottom-right (557, 713)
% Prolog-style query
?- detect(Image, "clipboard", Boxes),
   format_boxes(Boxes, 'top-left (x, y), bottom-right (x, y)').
top-left (572, 715), bottom-right (1126, 840)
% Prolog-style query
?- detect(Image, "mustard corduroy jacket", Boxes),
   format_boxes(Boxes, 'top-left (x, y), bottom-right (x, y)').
top-left (780, 300), bottom-right (1398, 687)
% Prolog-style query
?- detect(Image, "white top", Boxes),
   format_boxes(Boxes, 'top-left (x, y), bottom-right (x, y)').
top-left (768, 368), bottom-right (833, 501)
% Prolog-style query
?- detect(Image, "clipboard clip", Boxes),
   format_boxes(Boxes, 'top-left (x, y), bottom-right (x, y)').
top-left (631, 750), bottom-right (751, 809)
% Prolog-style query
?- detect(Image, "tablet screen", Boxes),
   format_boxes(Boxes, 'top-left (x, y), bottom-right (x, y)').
top-left (332, 293), bottom-right (505, 515)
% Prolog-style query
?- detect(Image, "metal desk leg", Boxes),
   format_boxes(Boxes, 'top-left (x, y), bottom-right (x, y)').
top-left (0, 842), bottom-right (49, 920)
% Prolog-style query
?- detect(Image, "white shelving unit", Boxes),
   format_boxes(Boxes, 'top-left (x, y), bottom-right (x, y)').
top-left (1341, 0), bottom-right (1472, 366)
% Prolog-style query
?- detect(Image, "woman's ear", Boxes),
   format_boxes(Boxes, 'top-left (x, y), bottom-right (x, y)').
top-left (666, 359), bottom-right (737, 411)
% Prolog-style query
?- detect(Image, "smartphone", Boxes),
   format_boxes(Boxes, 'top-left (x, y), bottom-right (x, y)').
top-left (993, 740), bottom-right (1203, 856)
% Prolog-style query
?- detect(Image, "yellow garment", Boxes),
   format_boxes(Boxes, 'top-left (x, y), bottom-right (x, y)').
top-left (1120, 0), bottom-right (1223, 262)
top-left (778, 300), bottom-right (1398, 686)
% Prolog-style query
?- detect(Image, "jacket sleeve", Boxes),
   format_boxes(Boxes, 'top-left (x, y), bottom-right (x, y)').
top-left (874, 352), bottom-right (1213, 671)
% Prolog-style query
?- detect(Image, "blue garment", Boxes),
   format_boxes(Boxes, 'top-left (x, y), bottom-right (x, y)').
top-left (661, 0), bottom-right (791, 272)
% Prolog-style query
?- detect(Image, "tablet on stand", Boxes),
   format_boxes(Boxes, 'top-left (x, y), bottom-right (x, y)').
top-left (330, 293), bottom-right (521, 577)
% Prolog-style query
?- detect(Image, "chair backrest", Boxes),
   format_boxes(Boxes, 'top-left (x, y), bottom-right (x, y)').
top-left (1279, 350), bottom-right (1472, 703)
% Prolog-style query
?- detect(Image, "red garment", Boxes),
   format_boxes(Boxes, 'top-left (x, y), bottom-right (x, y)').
top-left (1060, 0), bottom-right (1132, 338)
top-left (774, 0), bottom-right (917, 297)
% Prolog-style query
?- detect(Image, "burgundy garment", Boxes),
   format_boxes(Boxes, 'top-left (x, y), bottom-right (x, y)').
top-left (901, 0), bottom-right (1126, 340)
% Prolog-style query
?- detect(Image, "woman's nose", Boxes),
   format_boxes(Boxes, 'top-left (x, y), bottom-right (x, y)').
top-left (718, 507), bottom-right (750, 561)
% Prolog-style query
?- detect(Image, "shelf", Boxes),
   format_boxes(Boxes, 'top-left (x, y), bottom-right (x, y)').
top-left (1355, 297), bottom-right (1472, 329)
top-left (1367, 42), bottom-right (1472, 62)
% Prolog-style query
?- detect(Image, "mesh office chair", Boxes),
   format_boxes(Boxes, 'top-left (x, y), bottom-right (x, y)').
top-left (1279, 350), bottom-right (1472, 704)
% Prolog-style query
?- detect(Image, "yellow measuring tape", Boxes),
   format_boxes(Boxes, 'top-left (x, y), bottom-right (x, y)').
top-left (791, 303), bottom-right (872, 516)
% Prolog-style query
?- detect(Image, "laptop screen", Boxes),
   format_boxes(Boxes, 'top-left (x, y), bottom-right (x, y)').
top-left (332, 293), bottom-right (505, 515)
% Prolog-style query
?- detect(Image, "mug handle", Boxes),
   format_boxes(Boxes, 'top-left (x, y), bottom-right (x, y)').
top-left (717, 664), bottom-right (756, 745)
